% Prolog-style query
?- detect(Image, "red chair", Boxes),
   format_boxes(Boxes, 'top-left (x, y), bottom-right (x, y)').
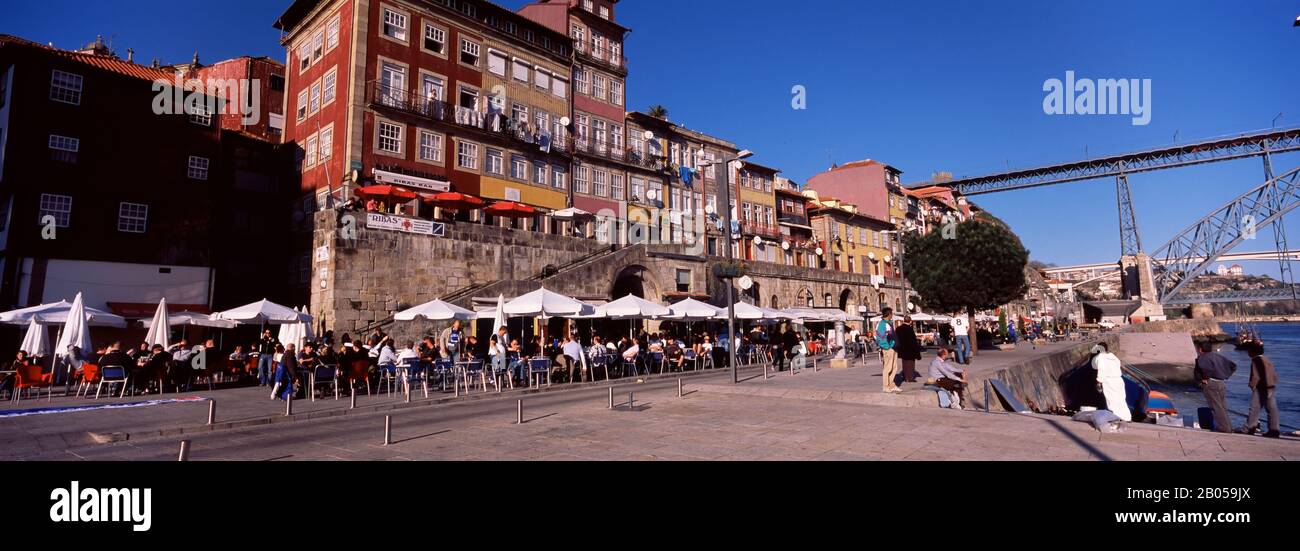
top-left (12, 364), bottom-right (52, 403)
top-left (347, 360), bottom-right (371, 396)
top-left (76, 364), bottom-right (101, 397)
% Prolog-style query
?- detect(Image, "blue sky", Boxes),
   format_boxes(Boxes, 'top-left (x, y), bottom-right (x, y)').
top-left (6, 0), bottom-right (1300, 275)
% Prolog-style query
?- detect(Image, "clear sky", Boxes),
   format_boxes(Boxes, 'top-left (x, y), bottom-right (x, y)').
top-left (6, 0), bottom-right (1300, 275)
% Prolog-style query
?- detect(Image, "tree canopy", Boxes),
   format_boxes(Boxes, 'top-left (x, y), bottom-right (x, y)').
top-left (902, 219), bottom-right (1029, 315)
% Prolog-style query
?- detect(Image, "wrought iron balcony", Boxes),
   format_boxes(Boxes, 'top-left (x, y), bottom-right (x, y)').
top-left (367, 81), bottom-right (569, 153)
top-left (574, 45), bottom-right (627, 75)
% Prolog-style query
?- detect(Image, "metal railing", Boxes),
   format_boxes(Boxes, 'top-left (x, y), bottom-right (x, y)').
top-left (367, 81), bottom-right (569, 152)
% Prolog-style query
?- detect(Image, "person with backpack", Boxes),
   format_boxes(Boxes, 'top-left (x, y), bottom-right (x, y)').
top-left (439, 319), bottom-right (465, 365)
top-left (876, 308), bottom-right (900, 394)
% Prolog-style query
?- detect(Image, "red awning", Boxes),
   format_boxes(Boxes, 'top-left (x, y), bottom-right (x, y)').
top-left (356, 185), bottom-right (419, 201)
top-left (483, 201), bottom-right (538, 219)
top-left (427, 192), bottom-right (486, 210)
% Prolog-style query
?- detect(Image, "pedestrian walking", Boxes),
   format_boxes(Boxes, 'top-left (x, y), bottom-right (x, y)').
top-left (951, 312), bottom-right (972, 365)
top-left (895, 316), bottom-right (922, 384)
top-left (1194, 342), bottom-right (1237, 433)
top-left (1239, 342), bottom-right (1282, 438)
top-left (876, 308), bottom-right (900, 394)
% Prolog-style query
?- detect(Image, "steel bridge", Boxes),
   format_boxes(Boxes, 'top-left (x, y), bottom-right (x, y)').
top-left (908, 127), bottom-right (1300, 305)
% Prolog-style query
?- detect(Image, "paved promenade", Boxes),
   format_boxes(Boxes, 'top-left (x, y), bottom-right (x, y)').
top-left (3, 341), bottom-right (1296, 461)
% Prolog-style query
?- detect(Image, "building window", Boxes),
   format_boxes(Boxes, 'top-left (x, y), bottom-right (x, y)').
top-left (298, 42), bottom-right (312, 72)
top-left (552, 75), bottom-right (568, 99)
top-left (574, 165), bottom-right (589, 194)
top-left (825, 294), bottom-right (833, 308)
top-left (488, 50), bottom-right (507, 76)
top-left (320, 126), bottom-right (334, 160)
top-left (592, 73), bottom-right (606, 101)
top-left (610, 174), bottom-right (624, 201)
top-left (535, 67), bottom-right (551, 91)
top-left (188, 105), bottom-right (211, 126)
top-left (323, 68), bottom-right (337, 105)
top-left (48, 134), bottom-right (79, 163)
top-left (382, 8), bottom-right (408, 41)
top-left (457, 140), bottom-right (480, 170)
top-left (570, 24), bottom-right (585, 51)
top-left (512, 58), bottom-right (530, 82)
top-left (592, 170), bottom-right (608, 198)
top-left (485, 148), bottom-right (504, 175)
top-left (423, 23), bottom-right (446, 55)
top-left (511, 155), bottom-right (527, 180)
top-left (551, 165), bottom-right (566, 189)
top-left (304, 134), bottom-right (318, 168)
top-left (296, 89), bottom-right (309, 121)
top-left (460, 39), bottom-right (481, 67)
top-left (378, 121), bottom-right (403, 155)
top-left (326, 15), bottom-right (341, 51)
top-left (312, 30), bottom-right (325, 62)
top-left (575, 68), bottom-right (589, 95)
top-left (39, 194), bottom-right (72, 228)
top-left (610, 80), bottom-right (623, 106)
top-left (49, 70), bottom-right (83, 105)
top-left (630, 176), bottom-right (645, 201)
top-left (117, 202), bottom-right (148, 233)
top-left (418, 130), bottom-right (443, 162)
top-left (532, 161), bottom-right (547, 186)
top-left (310, 80), bottom-right (322, 115)
top-left (676, 269), bottom-right (691, 293)
top-left (188, 156), bottom-right (210, 180)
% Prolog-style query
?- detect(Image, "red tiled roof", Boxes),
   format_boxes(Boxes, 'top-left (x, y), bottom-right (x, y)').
top-left (0, 34), bottom-right (175, 83)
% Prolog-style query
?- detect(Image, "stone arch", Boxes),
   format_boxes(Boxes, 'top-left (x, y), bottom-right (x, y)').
top-left (770, 294), bottom-right (780, 309)
top-left (797, 287), bottom-right (814, 308)
top-left (839, 288), bottom-right (856, 313)
top-left (610, 264), bottom-right (663, 304)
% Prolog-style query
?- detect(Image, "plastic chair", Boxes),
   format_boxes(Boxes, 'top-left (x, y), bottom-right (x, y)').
top-left (377, 361), bottom-right (399, 395)
top-left (433, 359), bottom-right (455, 391)
top-left (400, 358), bottom-right (428, 398)
top-left (96, 365), bottom-right (129, 399)
top-left (463, 360), bottom-right (486, 393)
top-left (76, 364), bottom-right (101, 397)
top-left (12, 364), bottom-right (51, 403)
top-left (528, 358), bottom-right (551, 388)
top-left (650, 351), bottom-right (665, 374)
top-left (347, 359), bottom-right (371, 396)
top-left (490, 355), bottom-right (513, 392)
top-left (683, 350), bottom-right (698, 371)
top-left (312, 365), bottom-right (339, 401)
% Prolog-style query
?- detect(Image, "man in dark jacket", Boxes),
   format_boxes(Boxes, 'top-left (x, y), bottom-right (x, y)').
top-left (895, 316), bottom-right (923, 384)
top-left (1240, 342), bottom-right (1282, 438)
top-left (774, 324), bottom-right (799, 372)
top-left (1195, 342), bottom-right (1237, 433)
top-left (256, 330), bottom-right (278, 387)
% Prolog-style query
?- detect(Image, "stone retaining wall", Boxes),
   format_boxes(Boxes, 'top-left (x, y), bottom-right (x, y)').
top-left (968, 336), bottom-right (1121, 412)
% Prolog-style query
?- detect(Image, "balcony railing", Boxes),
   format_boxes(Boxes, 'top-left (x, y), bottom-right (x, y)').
top-left (574, 45), bottom-right (627, 74)
top-left (367, 82), bottom-right (568, 152)
top-left (742, 222), bottom-right (782, 239)
top-left (778, 214), bottom-right (810, 227)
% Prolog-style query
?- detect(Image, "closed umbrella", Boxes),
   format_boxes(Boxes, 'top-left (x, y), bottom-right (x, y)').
top-left (52, 293), bottom-right (93, 391)
top-left (143, 298), bottom-right (170, 350)
top-left (299, 306), bottom-right (315, 345)
top-left (19, 319), bottom-right (49, 357)
top-left (491, 295), bottom-right (507, 333)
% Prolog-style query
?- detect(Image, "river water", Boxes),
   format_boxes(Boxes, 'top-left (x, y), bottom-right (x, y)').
top-left (1154, 323), bottom-right (1300, 431)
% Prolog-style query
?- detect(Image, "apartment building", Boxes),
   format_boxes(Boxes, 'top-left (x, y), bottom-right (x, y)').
top-left (736, 160), bottom-right (780, 263)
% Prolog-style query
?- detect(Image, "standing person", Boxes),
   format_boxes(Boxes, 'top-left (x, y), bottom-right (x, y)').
top-left (895, 316), bottom-right (922, 384)
top-left (1090, 343), bottom-right (1131, 422)
top-left (560, 334), bottom-right (585, 383)
top-left (275, 343), bottom-right (298, 401)
top-left (256, 329), bottom-right (278, 387)
top-left (951, 312), bottom-right (972, 365)
top-left (1239, 342), bottom-right (1282, 438)
top-left (876, 308), bottom-right (900, 394)
top-left (439, 320), bottom-right (465, 365)
top-left (1194, 342), bottom-right (1237, 433)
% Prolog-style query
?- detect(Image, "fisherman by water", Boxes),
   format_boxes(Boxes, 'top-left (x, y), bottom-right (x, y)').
top-left (1239, 342), bottom-right (1282, 438)
top-left (1195, 342), bottom-right (1237, 433)
top-left (1090, 343), bottom-right (1131, 422)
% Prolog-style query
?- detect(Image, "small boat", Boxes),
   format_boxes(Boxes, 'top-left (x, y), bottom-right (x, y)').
top-left (1145, 390), bottom-right (1178, 416)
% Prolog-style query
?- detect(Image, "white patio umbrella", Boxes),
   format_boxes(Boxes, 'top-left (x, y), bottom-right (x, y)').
top-left (0, 299), bottom-right (128, 328)
top-left (53, 293), bottom-right (93, 361)
top-left (712, 302), bottom-right (767, 320)
top-left (394, 299), bottom-right (478, 322)
top-left (663, 298), bottom-right (721, 321)
top-left (19, 319), bottom-right (50, 357)
top-left (213, 299), bottom-right (310, 325)
top-left (502, 288), bottom-right (593, 317)
top-left (141, 312), bottom-right (238, 329)
top-left (551, 207), bottom-right (594, 220)
top-left (143, 298), bottom-right (170, 350)
top-left (599, 295), bottom-right (671, 319)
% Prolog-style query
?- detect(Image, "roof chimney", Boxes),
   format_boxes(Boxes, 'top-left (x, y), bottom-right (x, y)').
top-left (126, 48), bottom-right (134, 63)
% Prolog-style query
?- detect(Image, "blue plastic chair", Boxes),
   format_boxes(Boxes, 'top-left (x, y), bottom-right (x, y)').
top-left (529, 358), bottom-right (551, 388)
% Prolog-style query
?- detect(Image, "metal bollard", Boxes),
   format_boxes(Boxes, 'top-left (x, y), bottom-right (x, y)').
top-left (608, 387), bottom-right (614, 410)
top-left (763, 362), bottom-right (769, 380)
top-left (517, 400), bottom-right (523, 425)
top-left (383, 415), bottom-right (392, 446)
top-left (207, 400), bottom-right (216, 425)
top-left (678, 378), bottom-right (683, 398)
top-left (984, 380), bottom-right (991, 413)
top-left (178, 440), bottom-right (191, 462)
top-left (350, 392), bottom-right (357, 410)
top-left (285, 392), bottom-right (293, 416)
top-left (628, 392), bottom-right (635, 411)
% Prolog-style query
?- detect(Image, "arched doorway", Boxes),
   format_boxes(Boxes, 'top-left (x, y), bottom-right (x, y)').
top-left (839, 289), bottom-right (855, 313)
top-left (798, 288), bottom-right (814, 308)
top-left (770, 295), bottom-right (780, 309)
top-left (606, 265), bottom-right (663, 341)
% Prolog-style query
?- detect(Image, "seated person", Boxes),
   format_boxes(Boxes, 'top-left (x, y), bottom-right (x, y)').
top-left (665, 340), bottom-right (685, 371)
top-left (1, 350), bottom-right (34, 393)
top-left (927, 348), bottom-right (967, 408)
top-left (228, 345), bottom-right (248, 362)
top-left (397, 342), bottom-right (420, 365)
top-left (621, 340), bottom-right (641, 363)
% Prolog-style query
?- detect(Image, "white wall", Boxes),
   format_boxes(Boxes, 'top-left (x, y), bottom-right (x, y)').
top-left (18, 258), bottom-right (211, 310)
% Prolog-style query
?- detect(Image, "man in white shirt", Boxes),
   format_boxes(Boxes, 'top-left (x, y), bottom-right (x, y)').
top-left (397, 342), bottom-right (420, 363)
top-left (1091, 343), bottom-right (1131, 422)
top-left (951, 313), bottom-right (972, 365)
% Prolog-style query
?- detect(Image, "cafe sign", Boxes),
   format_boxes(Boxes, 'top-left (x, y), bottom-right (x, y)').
top-left (367, 213), bottom-right (445, 237)
top-left (373, 169), bottom-right (449, 192)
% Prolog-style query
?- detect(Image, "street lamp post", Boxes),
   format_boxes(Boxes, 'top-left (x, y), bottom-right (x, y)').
top-left (883, 221), bottom-right (917, 314)
top-left (707, 149), bottom-right (753, 384)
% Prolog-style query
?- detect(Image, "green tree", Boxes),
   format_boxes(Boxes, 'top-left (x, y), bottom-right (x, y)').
top-left (648, 105), bottom-right (669, 119)
top-left (902, 219), bottom-right (1030, 353)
